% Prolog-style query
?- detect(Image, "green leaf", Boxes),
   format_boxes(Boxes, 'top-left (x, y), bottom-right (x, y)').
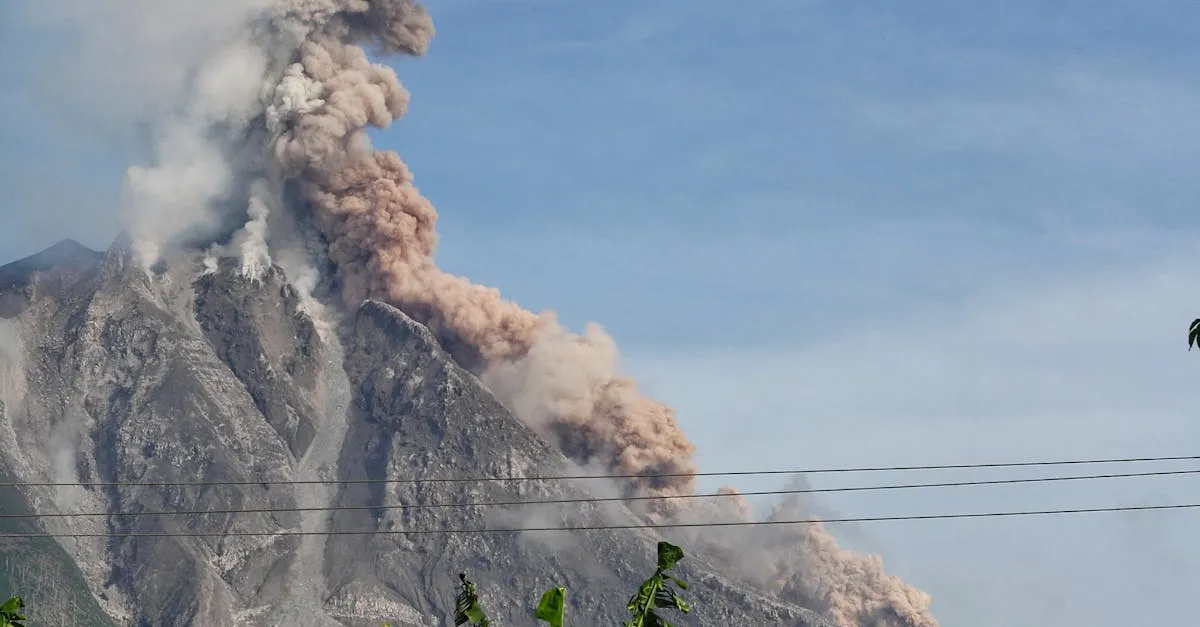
top-left (671, 577), bottom-right (688, 590)
top-left (656, 542), bottom-right (685, 570)
top-left (466, 607), bottom-right (488, 624)
top-left (534, 586), bottom-right (566, 627)
top-left (0, 598), bottom-right (21, 614)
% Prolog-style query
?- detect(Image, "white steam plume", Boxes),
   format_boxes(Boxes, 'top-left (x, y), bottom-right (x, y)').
top-left (235, 178), bottom-right (276, 282)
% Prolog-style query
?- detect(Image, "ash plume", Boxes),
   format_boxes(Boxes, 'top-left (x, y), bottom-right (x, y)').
top-left (264, 0), bottom-right (698, 498)
top-left (14, 0), bottom-right (938, 622)
top-left (759, 498), bottom-right (938, 627)
top-left (19, 0), bottom-right (695, 496)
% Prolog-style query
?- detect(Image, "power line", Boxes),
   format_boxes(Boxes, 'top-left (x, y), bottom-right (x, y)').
top-left (9, 503), bottom-right (1200, 538)
top-left (8, 467), bottom-right (1200, 520)
top-left (5, 453), bottom-right (1198, 488)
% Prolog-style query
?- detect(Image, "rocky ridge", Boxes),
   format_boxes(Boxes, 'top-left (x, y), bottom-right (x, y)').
top-left (0, 239), bottom-right (833, 626)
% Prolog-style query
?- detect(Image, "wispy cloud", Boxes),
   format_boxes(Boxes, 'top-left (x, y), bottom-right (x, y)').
top-left (853, 62), bottom-right (1200, 166)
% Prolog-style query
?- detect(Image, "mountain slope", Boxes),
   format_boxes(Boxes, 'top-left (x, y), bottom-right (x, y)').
top-left (0, 239), bottom-right (833, 626)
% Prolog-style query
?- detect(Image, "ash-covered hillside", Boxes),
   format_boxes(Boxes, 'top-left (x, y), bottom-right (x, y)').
top-left (0, 238), bottom-right (835, 626)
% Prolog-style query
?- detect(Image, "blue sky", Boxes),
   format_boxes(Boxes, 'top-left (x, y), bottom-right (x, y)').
top-left (4, 0), bottom-right (1200, 624)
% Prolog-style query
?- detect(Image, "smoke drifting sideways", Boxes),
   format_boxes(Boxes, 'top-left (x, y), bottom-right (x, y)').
top-left (15, 2), bottom-right (938, 624)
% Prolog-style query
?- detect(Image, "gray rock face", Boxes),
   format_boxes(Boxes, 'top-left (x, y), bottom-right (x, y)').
top-left (0, 240), bottom-right (833, 626)
top-left (193, 259), bottom-right (325, 460)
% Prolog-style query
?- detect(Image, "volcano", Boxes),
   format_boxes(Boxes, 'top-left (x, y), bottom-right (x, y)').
top-left (0, 239), bottom-right (835, 626)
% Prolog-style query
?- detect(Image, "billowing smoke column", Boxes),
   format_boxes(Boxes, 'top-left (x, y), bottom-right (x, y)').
top-left (111, 0), bottom-right (699, 498)
top-left (75, 1), bottom-right (938, 623)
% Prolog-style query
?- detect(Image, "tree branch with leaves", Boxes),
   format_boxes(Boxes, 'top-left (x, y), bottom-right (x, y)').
top-left (624, 541), bottom-right (691, 627)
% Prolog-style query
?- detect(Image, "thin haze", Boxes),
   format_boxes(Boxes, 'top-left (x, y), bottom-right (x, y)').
top-left (3, 0), bottom-right (1200, 625)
